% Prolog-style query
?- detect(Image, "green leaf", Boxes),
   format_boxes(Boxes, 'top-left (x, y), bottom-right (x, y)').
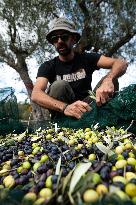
top-left (68, 192), bottom-right (75, 205)
top-left (108, 150), bottom-right (115, 157)
top-left (103, 135), bottom-right (111, 145)
top-left (55, 156), bottom-right (61, 175)
top-left (88, 90), bottom-right (96, 100)
top-left (13, 131), bottom-right (26, 142)
top-left (77, 192), bottom-right (84, 205)
top-left (95, 143), bottom-right (110, 155)
top-left (31, 136), bottom-right (42, 142)
top-left (69, 162), bottom-right (92, 194)
top-left (62, 169), bottom-right (74, 194)
top-left (114, 133), bottom-right (132, 141)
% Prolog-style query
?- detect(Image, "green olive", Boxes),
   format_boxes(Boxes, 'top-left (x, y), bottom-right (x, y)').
top-left (33, 197), bottom-right (45, 205)
top-left (39, 188), bottom-right (52, 199)
top-left (83, 189), bottom-right (99, 203)
top-left (22, 192), bottom-right (37, 204)
top-left (125, 183), bottom-right (136, 197)
top-left (40, 155), bottom-right (49, 163)
top-left (96, 184), bottom-right (108, 195)
top-left (22, 161), bottom-right (31, 170)
top-left (33, 162), bottom-right (41, 171)
top-left (45, 175), bottom-right (52, 188)
top-left (3, 175), bottom-right (15, 188)
top-left (127, 158), bottom-right (136, 166)
top-left (115, 159), bottom-right (127, 169)
top-left (88, 153), bottom-right (96, 161)
top-left (113, 176), bottom-right (127, 184)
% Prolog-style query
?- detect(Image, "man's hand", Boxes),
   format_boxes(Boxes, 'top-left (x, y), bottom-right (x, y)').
top-left (64, 100), bottom-right (91, 119)
top-left (96, 78), bottom-right (114, 106)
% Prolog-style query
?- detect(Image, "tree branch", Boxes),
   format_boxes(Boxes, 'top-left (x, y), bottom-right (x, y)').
top-left (0, 51), bottom-right (16, 69)
top-left (94, 0), bottom-right (106, 7)
top-left (52, 12), bottom-right (59, 18)
top-left (107, 30), bottom-right (136, 56)
top-left (76, 0), bottom-right (89, 17)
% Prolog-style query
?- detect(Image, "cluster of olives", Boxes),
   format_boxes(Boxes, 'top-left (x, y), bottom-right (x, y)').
top-left (0, 126), bottom-right (136, 205)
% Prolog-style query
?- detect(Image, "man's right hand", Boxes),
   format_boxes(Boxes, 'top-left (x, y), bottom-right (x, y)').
top-left (63, 100), bottom-right (91, 119)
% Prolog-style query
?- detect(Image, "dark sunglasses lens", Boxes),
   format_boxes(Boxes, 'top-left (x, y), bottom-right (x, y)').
top-left (60, 34), bottom-right (69, 41)
top-left (50, 36), bottom-right (58, 43)
top-left (50, 34), bottom-right (70, 43)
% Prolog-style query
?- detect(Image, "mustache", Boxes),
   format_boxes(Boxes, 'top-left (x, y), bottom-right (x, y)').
top-left (57, 43), bottom-right (67, 49)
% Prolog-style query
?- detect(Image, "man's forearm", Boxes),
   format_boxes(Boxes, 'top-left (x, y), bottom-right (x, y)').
top-left (104, 59), bottom-right (128, 81)
top-left (31, 90), bottom-right (66, 113)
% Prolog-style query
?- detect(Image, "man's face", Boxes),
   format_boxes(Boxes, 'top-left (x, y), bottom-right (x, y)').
top-left (50, 30), bottom-right (75, 56)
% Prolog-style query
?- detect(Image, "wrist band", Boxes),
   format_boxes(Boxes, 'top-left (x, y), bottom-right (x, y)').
top-left (62, 103), bottom-right (68, 113)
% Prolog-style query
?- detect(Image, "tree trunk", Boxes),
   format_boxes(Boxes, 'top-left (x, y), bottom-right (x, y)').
top-left (15, 55), bottom-right (50, 121)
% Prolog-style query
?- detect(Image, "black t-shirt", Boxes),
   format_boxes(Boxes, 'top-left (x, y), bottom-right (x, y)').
top-left (37, 52), bottom-right (101, 100)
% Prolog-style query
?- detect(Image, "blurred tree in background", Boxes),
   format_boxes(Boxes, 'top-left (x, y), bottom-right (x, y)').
top-left (60, 0), bottom-right (136, 60)
top-left (0, 0), bottom-right (135, 121)
top-left (18, 102), bottom-right (31, 120)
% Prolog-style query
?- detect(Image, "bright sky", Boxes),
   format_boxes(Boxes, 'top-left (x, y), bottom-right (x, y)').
top-left (0, 59), bottom-right (136, 103)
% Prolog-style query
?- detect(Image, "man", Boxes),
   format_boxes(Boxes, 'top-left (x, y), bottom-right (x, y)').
top-left (31, 17), bottom-right (128, 119)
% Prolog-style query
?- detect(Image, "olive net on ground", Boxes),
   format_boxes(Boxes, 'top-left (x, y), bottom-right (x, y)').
top-left (55, 84), bottom-right (136, 133)
top-left (0, 87), bottom-right (22, 135)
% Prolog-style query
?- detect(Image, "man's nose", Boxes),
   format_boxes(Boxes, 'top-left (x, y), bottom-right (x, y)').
top-left (58, 37), bottom-right (63, 43)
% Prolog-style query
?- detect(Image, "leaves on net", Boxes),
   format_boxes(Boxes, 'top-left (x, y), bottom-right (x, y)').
top-left (69, 162), bottom-right (92, 194)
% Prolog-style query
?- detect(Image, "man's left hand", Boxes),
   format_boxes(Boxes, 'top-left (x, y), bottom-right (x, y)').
top-left (96, 79), bottom-right (114, 106)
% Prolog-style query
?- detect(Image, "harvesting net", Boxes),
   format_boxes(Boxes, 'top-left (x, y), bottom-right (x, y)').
top-left (55, 84), bottom-right (136, 133)
top-left (0, 87), bottom-right (21, 135)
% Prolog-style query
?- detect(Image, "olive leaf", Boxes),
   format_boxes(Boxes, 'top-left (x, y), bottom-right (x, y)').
top-left (95, 143), bottom-right (110, 155)
top-left (108, 150), bottom-right (115, 157)
top-left (88, 90), bottom-right (96, 100)
top-left (77, 192), bottom-right (83, 205)
top-left (93, 123), bottom-right (99, 130)
top-left (114, 133), bottom-right (132, 141)
top-left (68, 192), bottom-right (75, 205)
top-left (62, 136), bottom-right (69, 143)
top-left (62, 169), bottom-right (74, 194)
top-left (103, 135), bottom-right (112, 145)
top-left (31, 136), bottom-right (42, 142)
top-left (69, 162), bottom-right (92, 194)
top-left (96, 142), bottom-right (115, 157)
top-left (13, 131), bottom-right (27, 142)
top-left (36, 127), bottom-right (42, 132)
top-left (55, 156), bottom-right (61, 175)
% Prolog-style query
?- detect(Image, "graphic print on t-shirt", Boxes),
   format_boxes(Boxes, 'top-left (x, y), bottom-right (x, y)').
top-left (56, 68), bottom-right (86, 82)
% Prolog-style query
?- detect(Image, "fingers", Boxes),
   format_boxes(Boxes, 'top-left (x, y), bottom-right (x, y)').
top-left (95, 79), bottom-right (115, 106)
top-left (77, 101), bottom-right (91, 112)
top-left (96, 92), bottom-right (110, 106)
top-left (64, 101), bottom-right (91, 119)
top-left (96, 88), bottom-right (114, 106)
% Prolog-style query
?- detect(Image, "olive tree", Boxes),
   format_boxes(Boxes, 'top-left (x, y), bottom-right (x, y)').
top-left (0, 0), bottom-right (135, 121)
top-left (60, 0), bottom-right (136, 61)
top-left (0, 0), bottom-right (58, 120)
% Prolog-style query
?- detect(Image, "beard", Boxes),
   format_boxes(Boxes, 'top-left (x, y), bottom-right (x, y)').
top-left (56, 42), bottom-right (72, 56)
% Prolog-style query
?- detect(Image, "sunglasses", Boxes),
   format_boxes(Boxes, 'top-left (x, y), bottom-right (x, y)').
top-left (50, 33), bottom-right (70, 44)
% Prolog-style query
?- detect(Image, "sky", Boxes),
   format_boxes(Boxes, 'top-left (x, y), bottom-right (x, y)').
top-left (0, 59), bottom-right (136, 103)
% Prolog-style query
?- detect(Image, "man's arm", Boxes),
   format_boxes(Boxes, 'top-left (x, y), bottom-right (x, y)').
top-left (31, 77), bottom-right (91, 119)
top-left (96, 55), bottom-right (128, 106)
top-left (31, 77), bottom-right (67, 112)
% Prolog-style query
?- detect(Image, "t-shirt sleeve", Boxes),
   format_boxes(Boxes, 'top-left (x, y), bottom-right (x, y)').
top-left (85, 52), bottom-right (102, 71)
top-left (37, 60), bottom-right (55, 83)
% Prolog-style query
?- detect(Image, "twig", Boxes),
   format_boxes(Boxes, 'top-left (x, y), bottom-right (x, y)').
top-left (125, 120), bottom-right (134, 132)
